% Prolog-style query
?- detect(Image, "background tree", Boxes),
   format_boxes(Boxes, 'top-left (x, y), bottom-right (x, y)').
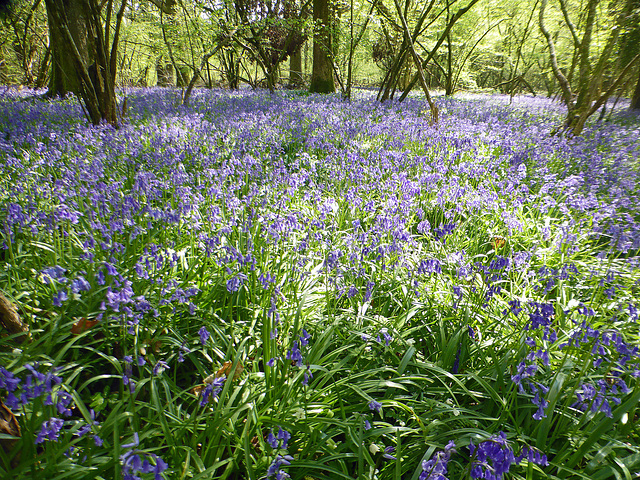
top-left (618, 0), bottom-right (640, 110)
top-left (45, 0), bottom-right (127, 125)
top-left (45, 0), bottom-right (89, 95)
top-left (309, 0), bottom-right (334, 92)
top-left (540, 0), bottom-right (640, 135)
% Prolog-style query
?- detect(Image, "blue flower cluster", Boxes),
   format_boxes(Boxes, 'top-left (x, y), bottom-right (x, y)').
top-left (469, 432), bottom-right (547, 480)
top-left (561, 316), bottom-right (639, 417)
top-left (200, 375), bottom-right (225, 407)
top-left (510, 302), bottom-right (557, 420)
top-left (266, 427), bottom-right (293, 479)
top-left (120, 432), bottom-right (169, 480)
top-left (419, 441), bottom-right (455, 480)
top-left (284, 329), bottom-right (313, 385)
top-left (0, 363), bottom-right (63, 410)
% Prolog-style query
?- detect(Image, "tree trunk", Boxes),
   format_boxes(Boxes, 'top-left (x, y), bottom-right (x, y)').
top-left (156, 60), bottom-right (175, 86)
top-left (397, 0), bottom-right (481, 103)
top-left (392, 0), bottom-right (438, 123)
top-left (631, 68), bottom-right (640, 110)
top-left (289, 47), bottom-right (303, 86)
top-left (0, 291), bottom-right (28, 342)
top-left (45, 0), bottom-right (126, 127)
top-left (45, 0), bottom-right (89, 96)
top-left (444, 1), bottom-right (453, 96)
top-left (309, 0), bottom-right (334, 93)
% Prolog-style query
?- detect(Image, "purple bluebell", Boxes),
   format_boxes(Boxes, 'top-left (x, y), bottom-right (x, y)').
top-left (153, 360), bottom-right (170, 376)
top-left (383, 446), bottom-right (396, 460)
top-left (200, 376), bottom-right (225, 407)
top-left (199, 326), bottom-right (210, 345)
top-left (35, 417), bottom-right (64, 443)
top-left (420, 441), bottom-right (455, 480)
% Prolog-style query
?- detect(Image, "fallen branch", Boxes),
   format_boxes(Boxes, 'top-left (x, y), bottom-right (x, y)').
top-left (0, 291), bottom-right (28, 341)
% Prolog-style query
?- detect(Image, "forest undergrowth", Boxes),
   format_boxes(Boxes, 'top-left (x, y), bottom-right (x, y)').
top-left (1, 87), bottom-right (639, 480)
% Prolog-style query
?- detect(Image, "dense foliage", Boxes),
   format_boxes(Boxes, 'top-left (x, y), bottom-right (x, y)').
top-left (1, 88), bottom-right (639, 479)
top-left (1, 0), bottom-right (638, 100)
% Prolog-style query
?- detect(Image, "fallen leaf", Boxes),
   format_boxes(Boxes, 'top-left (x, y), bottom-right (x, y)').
top-left (216, 360), bottom-right (243, 381)
top-left (492, 237), bottom-right (506, 249)
top-left (0, 399), bottom-right (20, 466)
top-left (250, 435), bottom-right (261, 453)
top-left (71, 318), bottom-right (99, 335)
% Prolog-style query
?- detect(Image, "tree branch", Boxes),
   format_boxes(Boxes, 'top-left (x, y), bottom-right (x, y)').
top-left (539, 0), bottom-right (573, 109)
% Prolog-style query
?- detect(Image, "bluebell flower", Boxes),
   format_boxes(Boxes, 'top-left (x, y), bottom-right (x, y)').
top-left (302, 368), bottom-right (313, 386)
top-left (120, 432), bottom-right (168, 480)
top-left (104, 262), bottom-right (118, 277)
top-left (277, 427), bottom-right (291, 449)
top-left (56, 391), bottom-right (74, 417)
top-left (35, 417), bottom-right (64, 443)
top-left (515, 445), bottom-right (548, 467)
top-left (383, 446), bottom-right (396, 460)
top-left (420, 441), bottom-right (455, 480)
top-left (226, 274), bottom-right (246, 292)
top-left (369, 400), bottom-right (382, 413)
top-left (200, 376), bottom-right (225, 406)
top-left (53, 289), bottom-right (68, 307)
top-left (41, 266), bottom-right (68, 284)
top-left (122, 432), bottom-right (140, 449)
top-left (0, 367), bottom-right (21, 392)
top-left (153, 360), bottom-right (169, 376)
top-left (267, 454), bottom-right (293, 479)
top-left (364, 282), bottom-right (375, 302)
top-left (76, 409), bottom-right (99, 439)
top-left (469, 432), bottom-right (516, 480)
top-left (70, 276), bottom-right (91, 294)
top-left (267, 431), bottom-right (278, 449)
top-left (300, 329), bottom-right (311, 347)
top-left (286, 341), bottom-right (303, 367)
top-left (199, 326), bottom-right (210, 345)
top-left (451, 347), bottom-right (461, 374)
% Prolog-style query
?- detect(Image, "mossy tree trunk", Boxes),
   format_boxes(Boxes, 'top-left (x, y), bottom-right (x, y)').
top-left (540, 0), bottom-right (639, 135)
top-left (45, 0), bottom-right (127, 127)
top-left (46, 0), bottom-right (89, 96)
top-left (309, 0), bottom-right (334, 93)
top-left (289, 45), bottom-right (303, 85)
top-left (632, 69), bottom-right (640, 110)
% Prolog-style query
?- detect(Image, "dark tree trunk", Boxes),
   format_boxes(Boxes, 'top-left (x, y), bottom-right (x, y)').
top-left (631, 68), bottom-right (640, 110)
top-left (309, 0), bottom-right (334, 93)
top-left (45, 0), bottom-right (127, 127)
top-left (46, 0), bottom-right (89, 96)
top-left (289, 46), bottom-right (303, 86)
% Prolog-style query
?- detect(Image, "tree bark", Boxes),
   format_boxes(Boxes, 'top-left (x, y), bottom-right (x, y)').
top-left (45, 0), bottom-right (126, 127)
top-left (0, 291), bottom-right (28, 342)
top-left (183, 44), bottom-right (223, 106)
top-left (289, 47), bottom-right (303, 85)
top-left (156, 60), bottom-right (175, 86)
top-left (632, 68), bottom-right (640, 110)
top-left (309, 0), bottom-right (334, 93)
top-left (45, 0), bottom-right (89, 96)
